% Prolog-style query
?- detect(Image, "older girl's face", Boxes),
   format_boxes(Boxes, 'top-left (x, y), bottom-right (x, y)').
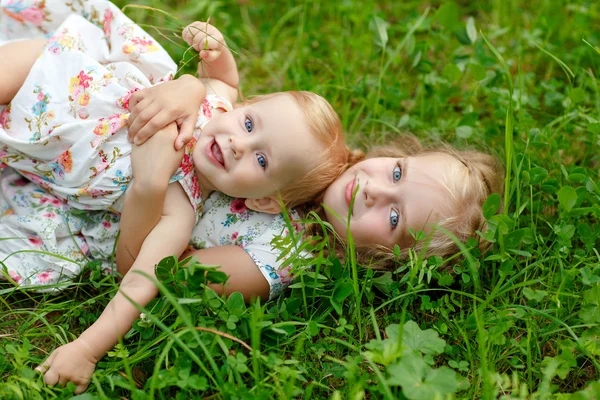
top-left (322, 154), bottom-right (462, 249)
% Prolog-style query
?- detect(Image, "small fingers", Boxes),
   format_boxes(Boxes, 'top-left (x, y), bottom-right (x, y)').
top-left (200, 49), bottom-right (222, 63)
top-left (134, 109), bottom-right (177, 145)
top-left (75, 382), bottom-right (90, 395)
top-left (43, 368), bottom-right (60, 386)
top-left (175, 117), bottom-right (196, 150)
top-left (128, 103), bottom-right (160, 143)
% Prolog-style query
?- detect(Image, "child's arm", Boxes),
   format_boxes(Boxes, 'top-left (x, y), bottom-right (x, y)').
top-left (182, 21), bottom-right (239, 90)
top-left (126, 22), bottom-right (237, 149)
top-left (37, 184), bottom-right (194, 394)
top-left (116, 122), bottom-right (186, 273)
top-left (127, 75), bottom-right (206, 150)
top-left (0, 38), bottom-right (46, 104)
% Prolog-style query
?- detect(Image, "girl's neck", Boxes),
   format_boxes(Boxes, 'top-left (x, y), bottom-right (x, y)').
top-left (195, 168), bottom-right (217, 202)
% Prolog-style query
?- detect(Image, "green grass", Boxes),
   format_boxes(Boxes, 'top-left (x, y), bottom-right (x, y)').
top-left (2, 0), bottom-right (600, 398)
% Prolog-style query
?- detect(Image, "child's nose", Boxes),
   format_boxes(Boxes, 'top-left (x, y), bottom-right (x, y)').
top-left (364, 181), bottom-right (394, 207)
top-left (229, 136), bottom-right (247, 160)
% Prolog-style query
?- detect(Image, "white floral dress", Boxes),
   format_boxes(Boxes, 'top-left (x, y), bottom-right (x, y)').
top-left (0, 167), bottom-right (307, 299)
top-left (0, 0), bottom-right (230, 217)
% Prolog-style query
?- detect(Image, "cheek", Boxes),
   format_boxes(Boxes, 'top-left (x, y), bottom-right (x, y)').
top-left (349, 217), bottom-right (386, 246)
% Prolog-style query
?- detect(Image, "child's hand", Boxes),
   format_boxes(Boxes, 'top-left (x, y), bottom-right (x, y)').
top-left (182, 21), bottom-right (226, 63)
top-left (127, 75), bottom-right (206, 151)
top-left (35, 339), bottom-right (98, 394)
top-left (131, 123), bottom-right (184, 191)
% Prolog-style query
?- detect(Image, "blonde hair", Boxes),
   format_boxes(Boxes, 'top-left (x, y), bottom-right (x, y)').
top-left (307, 134), bottom-right (504, 269)
top-left (245, 91), bottom-right (363, 207)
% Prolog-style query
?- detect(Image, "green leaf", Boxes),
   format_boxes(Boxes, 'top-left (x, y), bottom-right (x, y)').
top-left (557, 186), bottom-right (577, 212)
top-left (402, 321), bottom-right (446, 355)
top-left (331, 280), bottom-right (354, 314)
top-left (369, 16), bottom-right (389, 49)
top-left (588, 122), bottom-right (600, 134)
top-left (466, 17), bottom-right (477, 43)
top-left (470, 63), bottom-right (486, 81)
top-left (155, 256), bottom-right (177, 283)
top-left (435, 2), bottom-right (460, 31)
top-left (529, 167), bottom-right (549, 184)
top-left (580, 284), bottom-right (600, 324)
top-left (569, 87), bottom-right (585, 104)
top-left (443, 63), bottom-right (462, 82)
top-left (388, 351), bottom-right (459, 400)
top-left (482, 193), bottom-right (501, 219)
top-left (523, 287), bottom-right (547, 302)
top-left (226, 292), bottom-right (246, 317)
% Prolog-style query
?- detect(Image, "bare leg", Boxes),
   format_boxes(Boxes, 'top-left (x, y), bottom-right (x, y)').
top-left (0, 38), bottom-right (47, 104)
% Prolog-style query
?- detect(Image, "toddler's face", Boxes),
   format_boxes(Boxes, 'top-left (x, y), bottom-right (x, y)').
top-left (323, 154), bottom-right (462, 249)
top-left (193, 94), bottom-right (324, 200)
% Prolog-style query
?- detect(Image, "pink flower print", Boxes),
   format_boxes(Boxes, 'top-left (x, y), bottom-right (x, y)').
top-left (28, 236), bottom-right (43, 246)
top-left (180, 154), bottom-right (194, 175)
top-left (80, 242), bottom-right (89, 255)
top-left (201, 99), bottom-right (212, 118)
top-left (8, 270), bottom-right (21, 284)
top-left (230, 198), bottom-right (248, 214)
top-left (184, 137), bottom-right (197, 152)
top-left (102, 220), bottom-right (112, 228)
top-left (78, 109), bottom-right (89, 120)
top-left (51, 199), bottom-right (62, 206)
top-left (20, 7), bottom-right (45, 26)
top-left (36, 270), bottom-right (52, 283)
top-left (40, 196), bottom-right (52, 204)
top-left (231, 232), bottom-right (239, 240)
top-left (103, 8), bottom-right (114, 38)
top-left (12, 177), bottom-right (29, 187)
top-left (279, 267), bottom-right (293, 285)
top-left (37, 91), bottom-right (44, 101)
top-left (117, 88), bottom-right (139, 111)
top-left (0, 104), bottom-right (11, 129)
top-left (77, 70), bottom-right (93, 89)
top-left (43, 212), bottom-right (56, 218)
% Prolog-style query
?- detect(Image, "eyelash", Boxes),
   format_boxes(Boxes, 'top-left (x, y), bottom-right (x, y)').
top-left (390, 162), bottom-right (402, 229)
top-left (244, 116), bottom-right (253, 132)
top-left (392, 163), bottom-right (402, 182)
top-left (390, 209), bottom-right (399, 230)
top-left (257, 154), bottom-right (267, 170)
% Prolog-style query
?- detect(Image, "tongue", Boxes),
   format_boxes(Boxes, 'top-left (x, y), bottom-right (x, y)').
top-left (212, 142), bottom-right (224, 166)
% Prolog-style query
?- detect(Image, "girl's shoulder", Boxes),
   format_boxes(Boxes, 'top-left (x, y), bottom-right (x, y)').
top-left (191, 191), bottom-right (303, 248)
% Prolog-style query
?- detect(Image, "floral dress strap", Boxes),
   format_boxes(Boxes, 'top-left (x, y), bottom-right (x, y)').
top-left (170, 94), bottom-right (234, 220)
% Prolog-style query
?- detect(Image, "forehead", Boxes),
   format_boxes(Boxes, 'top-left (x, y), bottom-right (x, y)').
top-left (252, 95), bottom-right (324, 179)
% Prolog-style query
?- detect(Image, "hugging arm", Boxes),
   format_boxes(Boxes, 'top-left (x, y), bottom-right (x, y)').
top-left (37, 194), bottom-right (194, 394)
top-left (182, 21), bottom-right (239, 90)
top-left (127, 21), bottom-right (239, 149)
top-left (116, 122), bottom-right (192, 274)
top-left (0, 39), bottom-right (46, 104)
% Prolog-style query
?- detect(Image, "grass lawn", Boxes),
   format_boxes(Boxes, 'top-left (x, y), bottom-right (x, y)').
top-left (2, 0), bottom-right (600, 398)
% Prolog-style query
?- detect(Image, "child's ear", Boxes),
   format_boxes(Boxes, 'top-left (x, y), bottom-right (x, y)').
top-left (244, 197), bottom-right (282, 214)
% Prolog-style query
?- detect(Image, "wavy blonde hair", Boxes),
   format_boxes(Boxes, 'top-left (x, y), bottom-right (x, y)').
top-left (307, 134), bottom-right (504, 269)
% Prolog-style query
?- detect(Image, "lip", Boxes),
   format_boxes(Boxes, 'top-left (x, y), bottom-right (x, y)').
top-left (345, 177), bottom-right (356, 209)
top-left (205, 139), bottom-right (226, 170)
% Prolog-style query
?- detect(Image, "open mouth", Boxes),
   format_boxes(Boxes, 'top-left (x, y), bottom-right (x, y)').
top-left (206, 139), bottom-right (226, 169)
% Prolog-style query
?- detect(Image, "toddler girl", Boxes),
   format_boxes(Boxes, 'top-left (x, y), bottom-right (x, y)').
top-left (0, 2), bottom-right (350, 392)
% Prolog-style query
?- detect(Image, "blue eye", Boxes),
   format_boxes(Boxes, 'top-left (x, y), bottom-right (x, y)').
top-left (390, 209), bottom-right (399, 229)
top-left (393, 165), bottom-right (402, 182)
top-left (257, 154), bottom-right (267, 169)
top-left (245, 117), bottom-right (253, 132)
